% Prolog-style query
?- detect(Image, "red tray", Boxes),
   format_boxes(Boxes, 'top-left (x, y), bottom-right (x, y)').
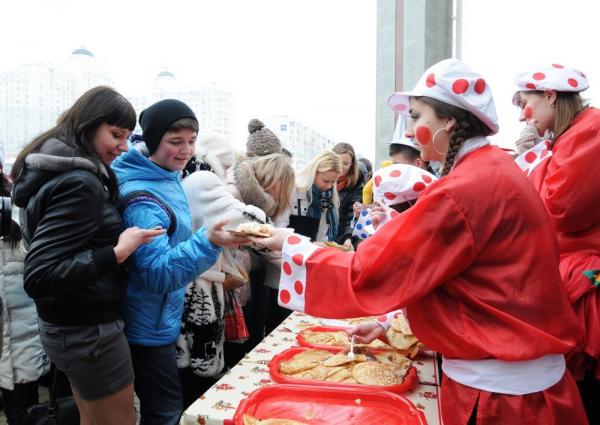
top-left (224, 383), bottom-right (427, 425)
top-left (269, 347), bottom-right (418, 394)
top-left (297, 326), bottom-right (394, 353)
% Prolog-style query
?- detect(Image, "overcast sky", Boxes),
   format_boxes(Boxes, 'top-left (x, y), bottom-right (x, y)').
top-left (1, 0), bottom-right (598, 159)
top-left (0, 0), bottom-right (377, 157)
top-left (462, 0), bottom-right (600, 148)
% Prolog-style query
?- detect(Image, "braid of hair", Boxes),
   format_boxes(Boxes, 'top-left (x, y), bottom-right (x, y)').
top-left (441, 109), bottom-right (471, 176)
top-left (415, 96), bottom-right (493, 177)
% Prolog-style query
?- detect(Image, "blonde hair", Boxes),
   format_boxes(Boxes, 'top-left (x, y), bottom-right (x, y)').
top-left (296, 150), bottom-right (342, 208)
top-left (332, 142), bottom-right (360, 188)
top-left (253, 153), bottom-right (295, 217)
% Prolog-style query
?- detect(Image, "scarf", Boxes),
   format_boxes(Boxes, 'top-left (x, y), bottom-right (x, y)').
top-left (307, 184), bottom-right (339, 241)
top-left (337, 174), bottom-right (349, 192)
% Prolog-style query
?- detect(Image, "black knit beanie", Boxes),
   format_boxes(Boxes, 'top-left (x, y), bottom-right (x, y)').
top-left (139, 99), bottom-right (197, 154)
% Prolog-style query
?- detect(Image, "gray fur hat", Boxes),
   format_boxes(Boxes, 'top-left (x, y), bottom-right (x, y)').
top-left (246, 119), bottom-right (282, 157)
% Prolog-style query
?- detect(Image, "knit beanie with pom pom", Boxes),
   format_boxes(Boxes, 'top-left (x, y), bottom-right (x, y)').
top-left (246, 118), bottom-right (282, 157)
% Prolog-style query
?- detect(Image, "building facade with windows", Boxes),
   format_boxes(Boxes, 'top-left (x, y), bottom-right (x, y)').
top-left (264, 115), bottom-right (335, 170)
top-left (127, 71), bottom-right (233, 141)
top-left (0, 48), bottom-right (113, 156)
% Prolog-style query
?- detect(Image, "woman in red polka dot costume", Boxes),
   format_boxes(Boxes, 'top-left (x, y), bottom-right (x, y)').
top-left (513, 64), bottom-right (600, 422)
top-left (252, 59), bottom-right (588, 425)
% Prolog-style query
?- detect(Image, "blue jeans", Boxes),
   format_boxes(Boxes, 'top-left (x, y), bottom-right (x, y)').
top-left (129, 343), bottom-right (182, 425)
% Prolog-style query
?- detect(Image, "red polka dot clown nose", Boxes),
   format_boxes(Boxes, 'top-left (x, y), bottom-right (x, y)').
top-left (387, 58), bottom-right (499, 135)
top-left (512, 64), bottom-right (589, 105)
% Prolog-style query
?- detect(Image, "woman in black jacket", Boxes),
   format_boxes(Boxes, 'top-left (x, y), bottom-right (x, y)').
top-left (332, 143), bottom-right (365, 249)
top-left (11, 86), bottom-right (163, 425)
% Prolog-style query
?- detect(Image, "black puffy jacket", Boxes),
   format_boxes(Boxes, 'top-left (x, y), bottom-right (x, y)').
top-left (12, 138), bottom-right (127, 325)
top-left (335, 173), bottom-right (365, 245)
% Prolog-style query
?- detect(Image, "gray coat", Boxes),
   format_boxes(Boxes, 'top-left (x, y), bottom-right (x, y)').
top-left (0, 238), bottom-right (50, 390)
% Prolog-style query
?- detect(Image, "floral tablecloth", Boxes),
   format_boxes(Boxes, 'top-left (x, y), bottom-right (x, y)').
top-left (180, 312), bottom-right (442, 425)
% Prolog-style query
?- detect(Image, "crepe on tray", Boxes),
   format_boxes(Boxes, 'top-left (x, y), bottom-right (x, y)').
top-left (279, 348), bottom-right (412, 386)
top-left (385, 315), bottom-right (424, 358)
top-left (300, 329), bottom-right (393, 350)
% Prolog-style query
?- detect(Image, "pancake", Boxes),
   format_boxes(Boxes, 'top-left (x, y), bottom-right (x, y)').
top-left (279, 349), bottom-right (331, 374)
top-left (301, 329), bottom-right (392, 349)
top-left (362, 339), bottom-right (394, 350)
top-left (375, 352), bottom-right (412, 379)
top-left (323, 352), bottom-right (367, 367)
top-left (352, 361), bottom-right (399, 386)
top-left (289, 365), bottom-right (330, 381)
top-left (374, 351), bottom-right (411, 368)
top-left (324, 367), bottom-right (352, 382)
top-left (390, 316), bottom-right (413, 334)
top-left (233, 222), bottom-right (272, 237)
top-left (386, 328), bottom-right (419, 351)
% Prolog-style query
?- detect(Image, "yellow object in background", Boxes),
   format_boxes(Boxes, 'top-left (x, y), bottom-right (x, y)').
top-left (362, 160), bottom-right (393, 204)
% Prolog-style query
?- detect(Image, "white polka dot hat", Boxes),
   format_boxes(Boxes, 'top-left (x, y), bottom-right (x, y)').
top-left (373, 164), bottom-right (437, 206)
top-left (387, 58), bottom-right (499, 135)
top-left (512, 64), bottom-right (589, 105)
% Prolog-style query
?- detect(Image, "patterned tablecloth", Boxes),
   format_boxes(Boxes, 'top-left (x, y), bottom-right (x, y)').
top-left (180, 312), bottom-right (442, 425)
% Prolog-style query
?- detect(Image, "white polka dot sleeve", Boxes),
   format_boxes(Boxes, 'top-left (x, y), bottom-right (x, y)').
top-left (514, 140), bottom-right (552, 176)
top-left (375, 309), bottom-right (403, 330)
top-left (277, 234), bottom-right (322, 313)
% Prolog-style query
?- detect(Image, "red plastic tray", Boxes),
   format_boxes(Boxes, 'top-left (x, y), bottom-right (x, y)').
top-left (297, 326), bottom-right (394, 353)
top-left (269, 346), bottom-right (418, 394)
top-left (224, 384), bottom-right (427, 425)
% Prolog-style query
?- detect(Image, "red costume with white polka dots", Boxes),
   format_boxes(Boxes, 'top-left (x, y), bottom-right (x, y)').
top-left (278, 145), bottom-right (587, 425)
top-left (527, 107), bottom-right (600, 381)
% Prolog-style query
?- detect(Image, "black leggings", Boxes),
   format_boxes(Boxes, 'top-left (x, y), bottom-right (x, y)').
top-left (577, 372), bottom-right (600, 425)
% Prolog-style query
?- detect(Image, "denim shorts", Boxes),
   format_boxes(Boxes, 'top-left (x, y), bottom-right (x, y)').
top-left (38, 318), bottom-right (134, 400)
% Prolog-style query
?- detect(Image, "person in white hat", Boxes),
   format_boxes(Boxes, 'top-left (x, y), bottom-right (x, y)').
top-left (252, 59), bottom-right (587, 425)
top-left (513, 64), bottom-right (600, 422)
top-left (352, 164), bottom-right (437, 240)
top-left (360, 118), bottom-right (434, 211)
top-left (387, 117), bottom-right (431, 170)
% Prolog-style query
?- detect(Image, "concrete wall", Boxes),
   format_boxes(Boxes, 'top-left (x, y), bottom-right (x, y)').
top-left (374, 0), bottom-right (401, 168)
top-left (375, 0), bottom-right (453, 166)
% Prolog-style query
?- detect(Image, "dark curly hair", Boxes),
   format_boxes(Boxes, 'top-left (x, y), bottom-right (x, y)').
top-left (414, 97), bottom-right (492, 176)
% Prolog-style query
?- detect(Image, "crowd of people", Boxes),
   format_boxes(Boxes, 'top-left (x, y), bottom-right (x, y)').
top-left (0, 58), bottom-right (598, 425)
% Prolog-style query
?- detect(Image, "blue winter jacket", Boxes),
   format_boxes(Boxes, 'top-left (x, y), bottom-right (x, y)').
top-left (112, 146), bottom-right (221, 346)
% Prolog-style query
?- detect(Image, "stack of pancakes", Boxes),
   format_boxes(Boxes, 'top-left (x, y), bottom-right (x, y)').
top-left (385, 316), bottom-right (423, 358)
top-left (300, 329), bottom-right (393, 350)
top-left (279, 349), bottom-right (412, 386)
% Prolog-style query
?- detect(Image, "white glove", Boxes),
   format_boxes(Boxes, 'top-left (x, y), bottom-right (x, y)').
top-left (515, 121), bottom-right (541, 154)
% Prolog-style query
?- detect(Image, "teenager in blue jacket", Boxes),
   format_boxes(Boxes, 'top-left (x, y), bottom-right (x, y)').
top-left (112, 99), bottom-right (248, 425)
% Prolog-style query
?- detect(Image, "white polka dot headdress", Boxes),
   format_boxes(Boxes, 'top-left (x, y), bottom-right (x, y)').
top-left (387, 58), bottom-right (499, 135)
top-left (388, 117), bottom-right (421, 152)
top-left (373, 164), bottom-right (437, 206)
top-left (512, 64), bottom-right (589, 105)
